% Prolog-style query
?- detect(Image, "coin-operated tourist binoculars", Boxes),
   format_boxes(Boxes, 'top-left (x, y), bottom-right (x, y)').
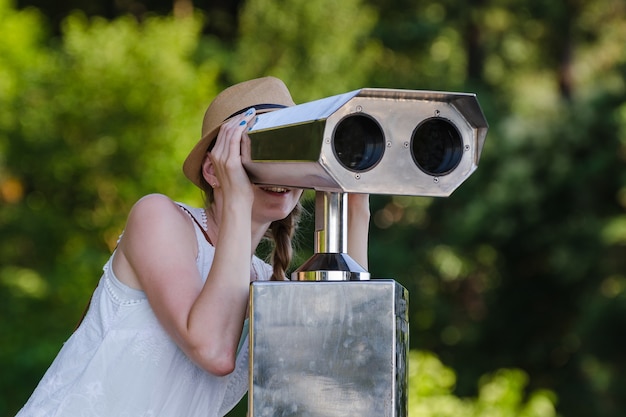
top-left (243, 88), bottom-right (488, 417)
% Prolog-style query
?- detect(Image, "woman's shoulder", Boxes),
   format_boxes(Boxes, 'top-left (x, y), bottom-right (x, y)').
top-left (127, 194), bottom-right (191, 223)
top-left (123, 194), bottom-right (196, 242)
top-left (132, 193), bottom-right (178, 212)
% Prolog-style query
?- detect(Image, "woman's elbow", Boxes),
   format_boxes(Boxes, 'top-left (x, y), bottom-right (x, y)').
top-left (206, 359), bottom-right (237, 377)
top-left (189, 345), bottom-right (237, 376)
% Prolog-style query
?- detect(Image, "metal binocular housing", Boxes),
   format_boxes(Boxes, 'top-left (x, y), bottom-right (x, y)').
top-left (244, 88), bottom-right (488, 197)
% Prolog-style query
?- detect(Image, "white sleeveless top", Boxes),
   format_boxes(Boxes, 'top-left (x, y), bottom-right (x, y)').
top-left (16, 203), bottom-right (272, 417)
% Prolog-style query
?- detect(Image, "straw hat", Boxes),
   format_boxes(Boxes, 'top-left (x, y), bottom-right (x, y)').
top-left (183, 76), bottom-right (296, 188)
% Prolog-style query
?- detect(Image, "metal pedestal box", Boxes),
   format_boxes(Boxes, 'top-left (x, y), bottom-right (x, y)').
top-left (249, 279), bottom-right (409, 417)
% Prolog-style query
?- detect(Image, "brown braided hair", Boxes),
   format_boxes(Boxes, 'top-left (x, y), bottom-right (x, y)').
top-left (265, 202), bottom-right (302, 280)
top-left (199, 174), bottom-right (302, 281)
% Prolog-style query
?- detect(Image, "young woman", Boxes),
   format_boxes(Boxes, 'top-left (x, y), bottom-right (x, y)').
top-left (16, 77), bottom-right (370, 417)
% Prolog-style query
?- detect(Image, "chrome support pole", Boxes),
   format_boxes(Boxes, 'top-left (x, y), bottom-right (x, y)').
top-left (316, 191), bottom-right (348, 254)
top-left (292, 191), bottom-right (370, 281)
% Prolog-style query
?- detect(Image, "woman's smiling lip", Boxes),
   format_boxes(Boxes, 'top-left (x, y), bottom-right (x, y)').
top-left (260, 186), bottom-right (290, 193)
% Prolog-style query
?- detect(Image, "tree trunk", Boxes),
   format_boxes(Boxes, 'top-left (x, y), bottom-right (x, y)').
top-left (465, 0), bottom-right (485, 84)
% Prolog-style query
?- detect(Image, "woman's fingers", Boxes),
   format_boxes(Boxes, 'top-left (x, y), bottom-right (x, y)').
top-left (210, 107), bottom-right (257, 194)
top-left (213, 108), bottom-right (256, 161)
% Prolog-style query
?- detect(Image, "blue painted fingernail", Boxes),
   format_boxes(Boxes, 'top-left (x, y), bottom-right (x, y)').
top-left (239, 120), bottom-right (247, 126)
top-left (245, 108), bottom-right (255, 116)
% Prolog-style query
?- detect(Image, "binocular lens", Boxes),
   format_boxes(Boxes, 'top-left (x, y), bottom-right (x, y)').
top-left (332, 114), bottom-right (385, 172)
top-left (411, 118), bottom-right (463, 176)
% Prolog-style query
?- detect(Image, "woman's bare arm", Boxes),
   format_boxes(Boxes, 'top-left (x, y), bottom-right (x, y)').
top-left (347, 193), bottom-right (371, 270)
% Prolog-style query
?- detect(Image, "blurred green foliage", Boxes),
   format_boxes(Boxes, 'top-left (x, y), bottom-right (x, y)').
top-left (408, 351), bottom-right (557, 417)
top-left (1, 0), bottom-right (626, 416)
top-left (233, 0), bottom-right (381, 99)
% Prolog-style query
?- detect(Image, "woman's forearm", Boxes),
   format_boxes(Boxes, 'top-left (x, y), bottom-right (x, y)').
top-left (347, 193), bottom-right (370, 270)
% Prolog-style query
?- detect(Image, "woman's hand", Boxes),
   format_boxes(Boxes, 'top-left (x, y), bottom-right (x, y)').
top-left (207, 108), bottom-right (258, 207)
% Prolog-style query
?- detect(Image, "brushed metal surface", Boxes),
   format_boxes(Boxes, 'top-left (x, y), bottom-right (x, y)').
top-left (244, 88), bottom-right (488, 197)
top-left (249, 280), bottom-right (408, 417)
